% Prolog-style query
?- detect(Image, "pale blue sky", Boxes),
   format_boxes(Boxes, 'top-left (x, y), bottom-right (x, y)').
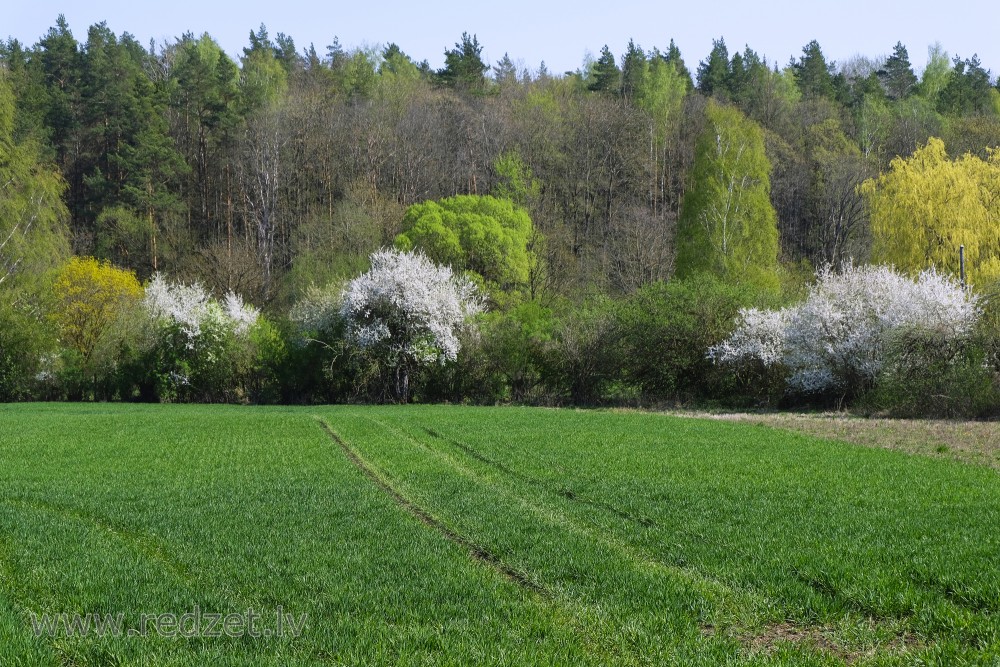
top-left (5, 1), bottom-right (1000, 78)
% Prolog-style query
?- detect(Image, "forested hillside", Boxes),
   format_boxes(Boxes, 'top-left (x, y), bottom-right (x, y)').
top-left (2, 17), bottom-right (1000, 409)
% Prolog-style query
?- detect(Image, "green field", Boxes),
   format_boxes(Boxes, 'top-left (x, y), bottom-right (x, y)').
top-left (1, 404), bottom-right (998, 665)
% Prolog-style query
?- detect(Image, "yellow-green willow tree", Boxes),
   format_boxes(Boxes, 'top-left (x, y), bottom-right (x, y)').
top-left (861, 137), bottom-right (1000, 286)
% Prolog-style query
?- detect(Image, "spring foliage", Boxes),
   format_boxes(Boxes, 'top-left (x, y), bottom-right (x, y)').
top-left (395, 195), bottom-right (535, 288)
top-left (675, 101), bottom-right (779, 290)
top-left (862, 138), bottom-right (1000, 286)
top-left (711, 265), bottom-right (978, 395)
top-left (0, 75), bottom-right (69, 287)
top-left (49, 257), bottom-right (143, 360)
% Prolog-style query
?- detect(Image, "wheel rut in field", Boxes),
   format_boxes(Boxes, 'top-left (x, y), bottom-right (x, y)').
top-left (906, 570), bottom-right (1000, 615)
top-left (315, 418), bottom-right (546, 596)
top-left (414, 422), bottom-right (928, 662)
top-left (0, 495), bottom-right (196, 586)
top-left (420, 426), bottom-right (656, 528)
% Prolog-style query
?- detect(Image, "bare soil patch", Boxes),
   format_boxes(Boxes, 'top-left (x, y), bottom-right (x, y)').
top-left (672, 410), bottom-right (1000, 470)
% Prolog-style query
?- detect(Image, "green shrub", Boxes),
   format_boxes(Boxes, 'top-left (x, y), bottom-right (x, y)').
top-left (0, 292), bottom-right (56, 401)
top-left (614, 275), bottom-right (771, 404)
top-left (422, 301), bottom-right (556, 404)
top-left (869, 326), bottom-right (1000, 418)
top-left (536, 299), bottom-right (619, 405)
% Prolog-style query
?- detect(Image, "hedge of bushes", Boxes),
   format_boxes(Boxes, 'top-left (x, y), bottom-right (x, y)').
top-left (3, 257), bottom-right (999, 418)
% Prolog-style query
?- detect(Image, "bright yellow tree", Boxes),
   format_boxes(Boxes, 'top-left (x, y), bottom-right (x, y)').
top-left (50, 257), bottom-right (144, 361)
top-left (861, 137), bottom-right (1000, 287)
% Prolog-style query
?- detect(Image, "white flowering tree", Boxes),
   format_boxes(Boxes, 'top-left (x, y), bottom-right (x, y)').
top-left (143, 274), bottom-right (260, 399)
top-left (710, 265), bottom-right (979, 399)
top-left (340, 249), bottom-right (482, 402)
top-left (144, 274), bottom-right (259, 344)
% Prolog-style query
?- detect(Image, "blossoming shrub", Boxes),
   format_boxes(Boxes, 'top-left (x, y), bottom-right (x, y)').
top-left (43, 257), bottom-right (145, 399)
top-left (338, 249), bottom-right (482, 402)
top-left (711, 265), bottom-right (980, 403)
top-left (141, 274), bottom-right (263, 402)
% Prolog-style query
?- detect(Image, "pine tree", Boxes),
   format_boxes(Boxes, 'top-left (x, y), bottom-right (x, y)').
top-left (167, 34), bottom-right (240, 234)
top-left (793, 40), bottom-right (835, 99)
top-left (438, 32), bottom-right (488, 92)
top-left (493, 52), bottom-right (517, 85)
top-left (272, 33), bottom-right (301, 77)
top-left (35, 16), bottom-right (83, 222)
top-left (877, 42), bottom-right (917, 100)
top-left (619, 39), bottom-right (647, 100)
top-left (588, 45), bottom-right (620, 93)
top-left (938, 55), bottom-right (994, 115)
top-left (696, 38), bottom-right (729, 97)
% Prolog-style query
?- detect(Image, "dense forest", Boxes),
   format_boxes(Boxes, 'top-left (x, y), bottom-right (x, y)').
top-left (3, 17), bottom-right (1000, 411)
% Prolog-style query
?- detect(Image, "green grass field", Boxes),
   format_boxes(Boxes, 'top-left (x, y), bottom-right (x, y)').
top-left (1, 404), bottom-right (998, 665)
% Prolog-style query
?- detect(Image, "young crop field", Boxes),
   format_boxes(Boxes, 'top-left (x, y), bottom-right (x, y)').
top-left (1, 404), bottom-right (998, 665)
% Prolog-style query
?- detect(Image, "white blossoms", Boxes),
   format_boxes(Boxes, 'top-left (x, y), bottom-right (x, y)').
top-left (339, 249), bottom-right (482, 365)
top-left (221, 292), bottom-right (259, 337)
top-left (144, 274), bottom-right (259, 346)
top-left (289, 283), bottom-right (344, 334)
top-left (711, 265), bottom-right (979, 394)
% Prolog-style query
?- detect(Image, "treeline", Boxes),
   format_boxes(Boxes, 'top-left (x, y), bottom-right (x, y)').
top-left (2, 19), bottom-right (999, 301)
top-left (3, 17), bottom-right (1000, 410)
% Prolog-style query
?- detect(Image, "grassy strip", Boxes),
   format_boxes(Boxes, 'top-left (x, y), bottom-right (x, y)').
top-left (682, 411), bottom-right (1000, 470)
top-left (0, 403), bottom-right (599, 666)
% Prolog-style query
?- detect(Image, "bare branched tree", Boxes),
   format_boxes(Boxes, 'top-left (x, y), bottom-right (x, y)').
top-left (238, 103), bottom-right (288, 297)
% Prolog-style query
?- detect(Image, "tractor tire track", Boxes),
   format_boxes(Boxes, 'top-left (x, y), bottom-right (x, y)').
top-left (420, 426), bottom-right (657, 527)
top-left (315, 418), bottom-right (546, 596)
top-left (0, 495), bottom-right (196, 586)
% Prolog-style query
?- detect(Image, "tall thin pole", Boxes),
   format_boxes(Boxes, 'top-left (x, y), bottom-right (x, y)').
top-left (960, 244), bottom-right (966, 290)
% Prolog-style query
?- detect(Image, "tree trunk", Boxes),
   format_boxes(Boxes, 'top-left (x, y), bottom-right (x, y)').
top-left (395, 364), bottom-right (410, 404)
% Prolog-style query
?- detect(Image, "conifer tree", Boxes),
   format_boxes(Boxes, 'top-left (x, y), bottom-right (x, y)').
top-left (877, 42), bottom-right (917, 100)
top-left (438, 32), bottom-right (488, 92)
top-left (588, 45), bottom-right (620, 93)
top-left (696, 38), bottom-right (729, 96)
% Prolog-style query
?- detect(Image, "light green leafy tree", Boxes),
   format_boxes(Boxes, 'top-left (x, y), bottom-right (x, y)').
top-left (918, 43), bottom-right (952, 104)
top-left (0, 74), bottom-right (70, 287)
top-left (395, 195), bottom-right (535, 289)
top-left (675, 101), bottom-right (779, 290)
top-left (861, 137), bottom-right (1000, 286)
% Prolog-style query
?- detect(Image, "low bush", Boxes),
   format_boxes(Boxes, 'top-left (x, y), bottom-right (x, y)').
top-left (0, 291), bottom-right (55, 401)
top-left (615, 275), bottom-right (773, 405)
top-left (869, 326), bottom-right (1000, 418)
